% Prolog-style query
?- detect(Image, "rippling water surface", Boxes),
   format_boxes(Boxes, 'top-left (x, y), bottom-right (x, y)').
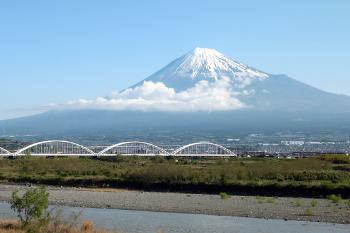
top-left (0, 202), bottom-right (348, 233)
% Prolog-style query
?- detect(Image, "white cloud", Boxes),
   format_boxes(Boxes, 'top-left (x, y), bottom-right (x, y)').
top-left (52, 78), bottom-right (247, 112)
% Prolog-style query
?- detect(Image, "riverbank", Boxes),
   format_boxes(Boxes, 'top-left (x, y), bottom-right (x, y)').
top-left (1, 156), bottom-right (350, 197)
top-left (0, 184), bottom-right (349, 224)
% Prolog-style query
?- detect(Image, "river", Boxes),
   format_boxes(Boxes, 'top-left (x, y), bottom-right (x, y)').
top-left (0, 202), bottom-right (348, 233)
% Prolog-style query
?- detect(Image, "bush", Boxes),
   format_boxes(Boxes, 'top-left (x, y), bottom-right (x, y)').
top-left (219, 192), bottom-right (230, 199)
top-left (294, 200), bottom-right (303, 207)
top-left (345, 200), bottom-right (350, 207)
top-left (10, 187), bottom-right (49, 227)
top-left (311, 199), bottom-right (318, 207)
top-left (305, 208), bottom-right (313, 216)
top-left (326, 194), bottom-right (342, 203)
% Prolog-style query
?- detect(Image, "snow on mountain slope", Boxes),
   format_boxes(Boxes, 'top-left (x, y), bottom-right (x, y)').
top-left (174, 47), bottom-right (268, 80)
top-left (131, 47), bottom-right (269, 91)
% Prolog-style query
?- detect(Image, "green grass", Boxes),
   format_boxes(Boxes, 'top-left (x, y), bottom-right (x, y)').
top-left (0, 156), bottom-right (349, 196)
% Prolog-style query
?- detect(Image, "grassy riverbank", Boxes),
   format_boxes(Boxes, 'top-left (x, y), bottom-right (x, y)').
top-left (0, 155), bottom-right (349, 197)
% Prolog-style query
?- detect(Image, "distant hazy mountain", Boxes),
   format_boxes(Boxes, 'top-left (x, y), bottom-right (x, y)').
top-left (1, 48), bottom-right (350, 139)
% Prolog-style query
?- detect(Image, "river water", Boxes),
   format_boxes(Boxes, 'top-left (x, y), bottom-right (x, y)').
top-left (0, 202), bottom-right (348, 233)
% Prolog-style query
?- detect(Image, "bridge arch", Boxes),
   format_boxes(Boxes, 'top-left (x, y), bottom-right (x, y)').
top-left (98, 141), bottom-right (169, 156)
top-left (173, 141), bottom-right (236, 156)
top-left (0, 147), bottom-right (11, 156)
top-left (14, 140), bottom-right (95, 156)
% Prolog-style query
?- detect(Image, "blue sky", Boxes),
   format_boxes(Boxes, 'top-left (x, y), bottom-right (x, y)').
top-left (0, 0), bottom-right (349, 119)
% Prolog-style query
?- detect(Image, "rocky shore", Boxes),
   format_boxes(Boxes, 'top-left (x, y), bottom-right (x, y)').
top-left (0, 184), bottom-right (348, 224)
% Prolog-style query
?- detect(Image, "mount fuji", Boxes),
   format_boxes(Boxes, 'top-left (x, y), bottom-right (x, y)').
top-left (1, 48), bottom-right (350, 139)
top-left (131, 47), bottom-right (269, 92)
top-left (130, 47), bottom-right (350, 112)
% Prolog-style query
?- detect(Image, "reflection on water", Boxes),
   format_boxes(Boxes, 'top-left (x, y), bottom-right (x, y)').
top-left (0, 202), bottom-right (348, 233)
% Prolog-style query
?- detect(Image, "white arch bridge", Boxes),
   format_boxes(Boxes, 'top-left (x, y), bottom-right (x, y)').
top-left (0, 140), bottom-right (236, 157)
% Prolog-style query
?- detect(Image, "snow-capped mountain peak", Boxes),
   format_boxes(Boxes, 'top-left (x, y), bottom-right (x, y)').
top-left (133, 47), bottom-right (269, 91)
top-left (175, 47), bottom-right (268, 80)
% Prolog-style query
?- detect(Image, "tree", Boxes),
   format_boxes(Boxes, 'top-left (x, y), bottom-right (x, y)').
top-left (10, 186), bottom-right (49, 226)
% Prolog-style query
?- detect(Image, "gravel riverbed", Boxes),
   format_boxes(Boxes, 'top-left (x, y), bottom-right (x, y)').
top-left (0, 184), bottom-right (349, 224)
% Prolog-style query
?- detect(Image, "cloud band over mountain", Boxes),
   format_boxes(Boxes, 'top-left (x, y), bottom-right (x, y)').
top-left (53, 77), bottom-right (247, 112)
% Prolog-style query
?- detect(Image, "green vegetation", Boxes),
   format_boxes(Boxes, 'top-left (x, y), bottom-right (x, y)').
top-left (8, 187), bottom-right (118, 233)
top-left (0, 155), bottom-right (349, 197)
top-left (255, 196), bottom-right (277, 204)
top-left (265, 197), bottom-right (277, 203)
top-left (219, 192), bottom-right (230, 199)
top-left (256, 196), bottom-right (265, 204)
top-left (24, 151), bottom-right (31, 158)
top-left (10, 187), bottom-right (51, 233)
top-left (304, 208), bottom-right (313, 216)
top-left (294, 200), bottom-right (303, 207)
top-left (310, 199), bottom-right (318, 207)
top-left (345, 200), bottom-right (350, 207)
top-left (320, 154), bottom-right (350, 164)
top-left (10, 187), bottom-right (49, 227)
top-left (326, 194), bottom-right (342, 203)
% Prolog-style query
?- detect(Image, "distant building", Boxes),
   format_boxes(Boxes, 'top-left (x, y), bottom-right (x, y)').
top-left (281, 141), bottom-right (305, 146)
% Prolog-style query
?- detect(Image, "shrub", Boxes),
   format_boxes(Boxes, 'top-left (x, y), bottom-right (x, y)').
top-left (305, 208), bottom-right (313, 216)
top-left (10, 186), bottom-right (49, 227)
top-left (294, 200), bottom-right (303, 207)
top-left (219, 192), bottom-right (230, 199)
top-left (311, 199), bottom-right (318, 207)
top-left (345, 200), bottom-right (350, 207)
top-left (326, 194), bottom-right (342, 203)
